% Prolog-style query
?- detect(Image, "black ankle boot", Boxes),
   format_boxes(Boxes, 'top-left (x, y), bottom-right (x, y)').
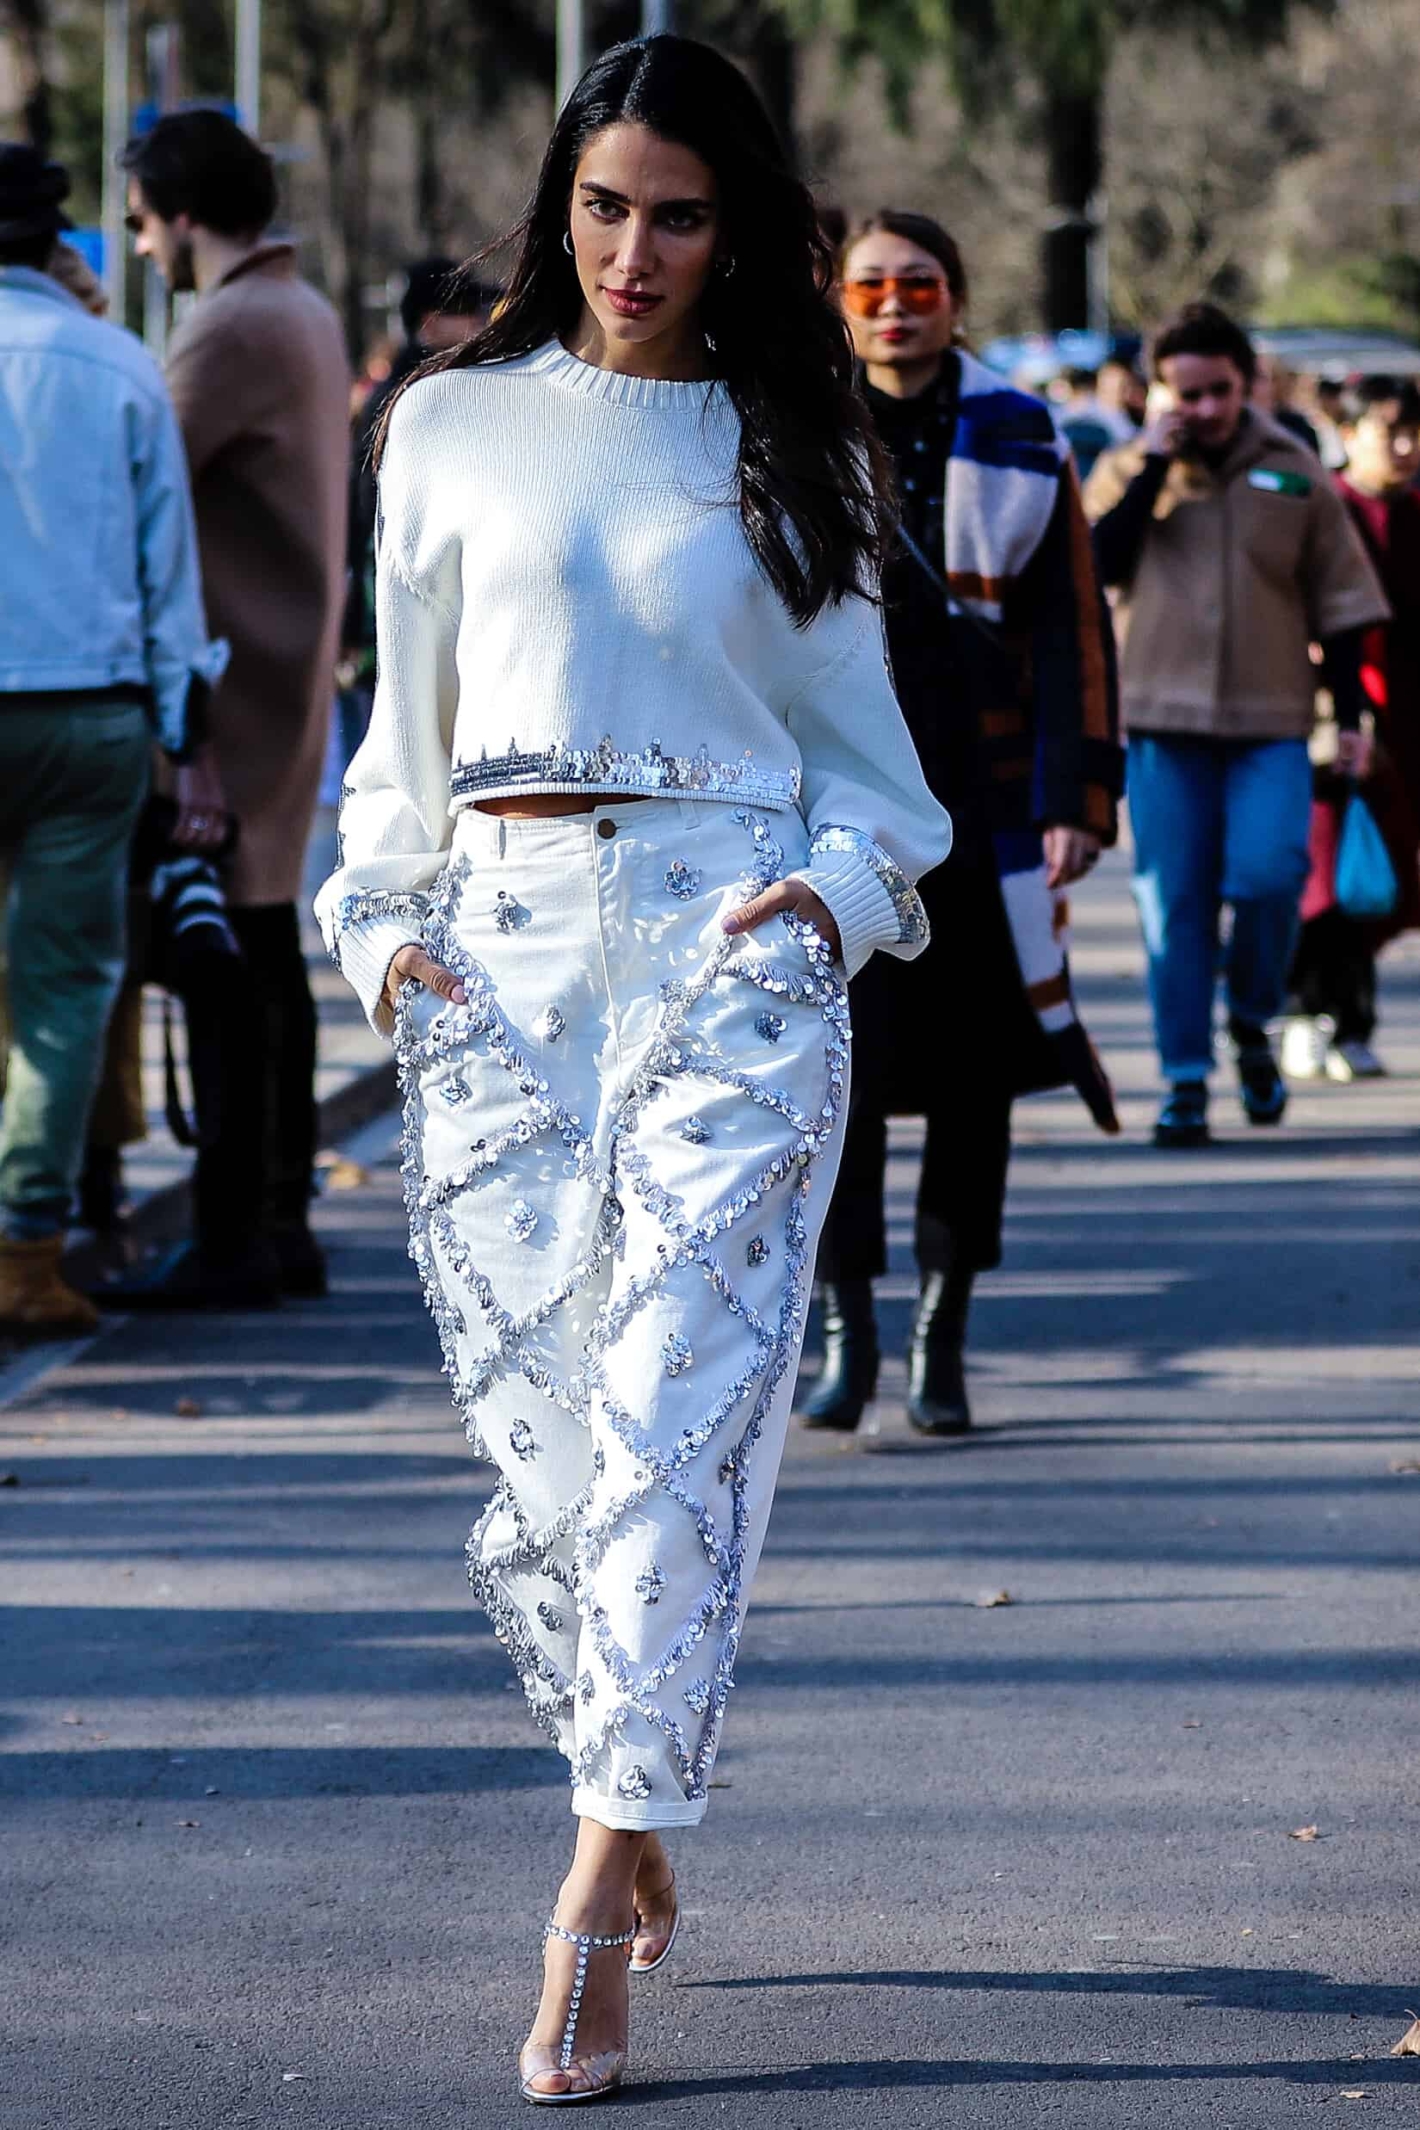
top-left (798, 1280), bottom-right (878, 1430)
top-left (907, 1266), bottom-right (974, 1436)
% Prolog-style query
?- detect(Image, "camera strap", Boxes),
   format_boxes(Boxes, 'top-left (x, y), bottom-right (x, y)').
top-left (895, 519), bottom-right (1007, 653)
top-left (162, 995), bottom-right (200, 1149)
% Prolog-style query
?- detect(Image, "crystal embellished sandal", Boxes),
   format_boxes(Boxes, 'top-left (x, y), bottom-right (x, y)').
top-left (630, 1869), bottom-right (680, 1975)
top-left (518, 1919), bottom-right (636, 2106)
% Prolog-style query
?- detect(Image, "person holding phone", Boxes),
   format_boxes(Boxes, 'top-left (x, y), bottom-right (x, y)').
top-left (1085, 303), bottom-right (1389, 1147)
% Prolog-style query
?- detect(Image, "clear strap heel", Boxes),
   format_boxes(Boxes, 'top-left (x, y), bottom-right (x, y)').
top-left (518, 1920), bottom-right (636, 2107)
top-left (630, 1870), bottom-right (680, 1975)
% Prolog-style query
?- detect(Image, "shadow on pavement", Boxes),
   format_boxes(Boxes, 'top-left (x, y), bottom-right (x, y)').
top-left (680, 1961), bottom-right (1420, 2019)
top-left (636, 2054), bottom-right (1420, 2097)
top-left (0, 1743), bottom-right (554, 1800)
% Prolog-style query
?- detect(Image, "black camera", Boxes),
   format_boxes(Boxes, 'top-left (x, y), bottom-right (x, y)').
top-left (131, 795), bottom-right (241, 992)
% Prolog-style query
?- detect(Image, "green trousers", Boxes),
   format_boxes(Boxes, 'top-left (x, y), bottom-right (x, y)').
top-left (0, 700), bottom-right (149, 1238)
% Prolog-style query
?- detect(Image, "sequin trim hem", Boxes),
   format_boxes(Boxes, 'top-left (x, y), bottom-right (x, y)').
top-left (449, 735), bottom-right (801, 810)
top-left (327, 886), bottom-right (431, 966)
top-left (807, 823), bottom-right (929, 947)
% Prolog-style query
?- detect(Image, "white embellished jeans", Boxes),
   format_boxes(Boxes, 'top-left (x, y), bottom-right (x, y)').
top-left (396, 799), bottom-right (849, 1829)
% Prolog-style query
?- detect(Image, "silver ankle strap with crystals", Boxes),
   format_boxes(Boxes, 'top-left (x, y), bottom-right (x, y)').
top-left (543, 1920), bottom-right (637, 2072)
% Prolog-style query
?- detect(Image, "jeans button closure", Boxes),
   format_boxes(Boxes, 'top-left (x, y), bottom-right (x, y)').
top-left (597, 818), bottom-right (617, 840)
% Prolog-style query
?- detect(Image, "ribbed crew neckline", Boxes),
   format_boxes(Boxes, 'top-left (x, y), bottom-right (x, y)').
top-left (528, 339), bottom-right (719, 410)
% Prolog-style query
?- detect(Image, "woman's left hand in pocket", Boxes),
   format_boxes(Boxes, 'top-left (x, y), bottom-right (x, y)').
top-left (722, 878), bottom-right (842, 961)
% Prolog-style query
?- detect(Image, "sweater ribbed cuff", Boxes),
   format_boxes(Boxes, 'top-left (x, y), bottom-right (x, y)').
top-left (335, 915), bottom-right (424, 1038)
top-left (789, 855), bottom-right (905, 979)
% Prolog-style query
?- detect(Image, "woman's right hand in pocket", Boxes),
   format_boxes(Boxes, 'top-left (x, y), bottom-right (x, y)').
top-left (383, 943), bottom-right (467, 1021)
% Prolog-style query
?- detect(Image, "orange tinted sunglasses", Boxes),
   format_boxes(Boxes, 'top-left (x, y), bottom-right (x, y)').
top-left (841, 274), bottom-right (948, 318)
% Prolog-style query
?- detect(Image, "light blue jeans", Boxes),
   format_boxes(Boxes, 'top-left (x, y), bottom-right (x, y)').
top-left (1128, 734), bottom-right (1312, 1083)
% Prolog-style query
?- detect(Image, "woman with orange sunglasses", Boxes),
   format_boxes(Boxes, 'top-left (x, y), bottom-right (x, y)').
top-left (798, 211), bottom-right (1123, 1437)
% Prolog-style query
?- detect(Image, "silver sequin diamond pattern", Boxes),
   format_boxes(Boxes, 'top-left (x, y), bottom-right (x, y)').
top-left (394, 813), bottom-right (850, 1813)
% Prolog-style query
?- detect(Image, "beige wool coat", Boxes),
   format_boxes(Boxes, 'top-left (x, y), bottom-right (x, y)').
top-left (166, 245), bottom-right (350, 904)
top-left (1083, 411), bottom-right (1388, 741)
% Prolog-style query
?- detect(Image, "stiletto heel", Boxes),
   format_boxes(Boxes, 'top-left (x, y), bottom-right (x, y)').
top-left (630, 1870), bottom-right (680, 1975)
top-left (518, 1920), bottom-right (636, 2106)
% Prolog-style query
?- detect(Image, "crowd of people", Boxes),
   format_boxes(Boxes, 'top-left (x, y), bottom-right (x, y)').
top-left (1, 31), bottom-right (1418, 2105)
top-left (0, 97), bottom-right (1415, 1378)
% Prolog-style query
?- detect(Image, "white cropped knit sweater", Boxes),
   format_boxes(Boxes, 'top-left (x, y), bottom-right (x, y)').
top-left (316, 341), bottom-right (951, 1026)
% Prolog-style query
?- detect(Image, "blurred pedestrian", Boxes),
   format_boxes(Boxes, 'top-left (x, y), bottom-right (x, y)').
top-left (1098, 355), bottom-right (1146, 433)
top-left (1253, 353), bottom-right (1322, 458)
top-left (1085, 302), bottom-right (1388, 1146)
top-left (344, 258), bottom-right (497, 679)
top-left (1285, 376), bottom-right (1420, 1082)
top-left (1304, 374), bottom-right (1350, 472)
top-left (349, 334), bottom-right (398, 421)
top-left (46, 231), bottom-right (139, 1245)
top-left (805, 210), bottom-right (1120, 1438)
top-left (0, 144), bottom-right (222, 1330)
top-left (46, 237), bottom-right (107, 314)
top-left (1057, 364), bottom-right (1134, 480)
top-left (117, 111), bottom-right (350, 1306)
top-left (318, 37), bottom-right (947, 2101)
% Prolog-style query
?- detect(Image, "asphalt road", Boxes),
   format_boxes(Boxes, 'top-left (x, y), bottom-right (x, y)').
top-left (3, 854), bottom-right (1419, 2129)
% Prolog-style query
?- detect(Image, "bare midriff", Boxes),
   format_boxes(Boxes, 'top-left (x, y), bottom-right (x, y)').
top-left (474, 793), bottom-right (648, 818)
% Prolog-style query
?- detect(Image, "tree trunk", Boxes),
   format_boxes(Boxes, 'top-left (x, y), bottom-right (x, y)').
top-left (1040, 83), bottom-right (1102, 332)
top-left (7, 0), bottom-right (54, 154)
top-left (408, 0), bottom-right (442, 247)
top-left (287, 0), bottom-right (397, 357)
top-left (742, 11), bottom-right (797, 166)
top-left (342, 36), bottom-right (378, 353)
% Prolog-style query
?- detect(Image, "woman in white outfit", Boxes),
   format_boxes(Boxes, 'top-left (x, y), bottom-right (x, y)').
top-left (317, 34), bottom-right (950, 2104)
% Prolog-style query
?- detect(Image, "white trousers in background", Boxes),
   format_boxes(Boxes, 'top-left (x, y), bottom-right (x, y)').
top-left (396, 799), bottom-right (850, 1829)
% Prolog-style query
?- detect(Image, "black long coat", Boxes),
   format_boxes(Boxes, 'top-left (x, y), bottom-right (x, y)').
top-left (853, 359), bottom-right (1121, 1117)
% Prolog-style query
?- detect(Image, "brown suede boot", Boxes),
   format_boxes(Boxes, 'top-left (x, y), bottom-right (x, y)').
top-left (0, 1236), bottom-right (101, 1335)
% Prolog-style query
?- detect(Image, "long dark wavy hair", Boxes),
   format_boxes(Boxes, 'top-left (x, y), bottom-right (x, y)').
top-left (382, 35), bottom-right (892, 626)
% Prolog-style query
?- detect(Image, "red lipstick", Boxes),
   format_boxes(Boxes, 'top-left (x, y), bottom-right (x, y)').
top-left (604, 287), bottom-right (662, 318)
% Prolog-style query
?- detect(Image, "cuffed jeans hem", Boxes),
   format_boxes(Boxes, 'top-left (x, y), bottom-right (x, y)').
top-left (571, 1786), bottom-right (709, 1832)
top-left (1160, 1059), bottom-right (1216, 1086)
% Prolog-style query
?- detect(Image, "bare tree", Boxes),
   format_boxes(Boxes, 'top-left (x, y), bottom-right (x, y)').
top-left (777, 0), bottom-right (1332, 328)
top-left (1105, 22), bottom-right (1321, 325)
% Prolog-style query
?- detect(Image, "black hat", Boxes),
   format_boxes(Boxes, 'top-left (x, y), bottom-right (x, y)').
top-left (0, 143), bottom-right (72, 241)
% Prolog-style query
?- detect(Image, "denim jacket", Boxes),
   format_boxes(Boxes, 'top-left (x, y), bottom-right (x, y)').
top-left (0, 267), bottom-right (226, 757)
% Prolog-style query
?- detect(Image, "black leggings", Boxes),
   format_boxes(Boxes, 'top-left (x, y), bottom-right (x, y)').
top-left (185, 902), bottom-right (318, 1254)
top-left (816, 1088), bottom-right (1014, 1283)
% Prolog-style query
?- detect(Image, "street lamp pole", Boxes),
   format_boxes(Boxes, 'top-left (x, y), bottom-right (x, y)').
top-left (236, 0), bottom-right (261, 132)
top-left (101, 0), bottom-right (130, 322)
top-left (556, 0), bottom-right (584, 110)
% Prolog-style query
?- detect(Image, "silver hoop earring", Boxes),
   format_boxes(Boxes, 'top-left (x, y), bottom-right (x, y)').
top-left (563, 231), bottom-right (575, 256)
top-left (717, 254), bottom-right (736, 278)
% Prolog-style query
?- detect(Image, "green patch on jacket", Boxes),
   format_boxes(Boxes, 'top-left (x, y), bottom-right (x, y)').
top-left (1247, 467), bottom-right (1313, 498)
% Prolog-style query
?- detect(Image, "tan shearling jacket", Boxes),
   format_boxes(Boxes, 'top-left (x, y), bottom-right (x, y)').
top-left (1083, 411), bottom-right (1388, 740)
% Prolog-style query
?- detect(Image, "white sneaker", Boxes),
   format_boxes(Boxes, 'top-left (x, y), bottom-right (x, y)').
top-left (1326, 1038), bottom-right (1386, 1082)
top-left (1281, 1016), bottom-right (1330, 1080)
